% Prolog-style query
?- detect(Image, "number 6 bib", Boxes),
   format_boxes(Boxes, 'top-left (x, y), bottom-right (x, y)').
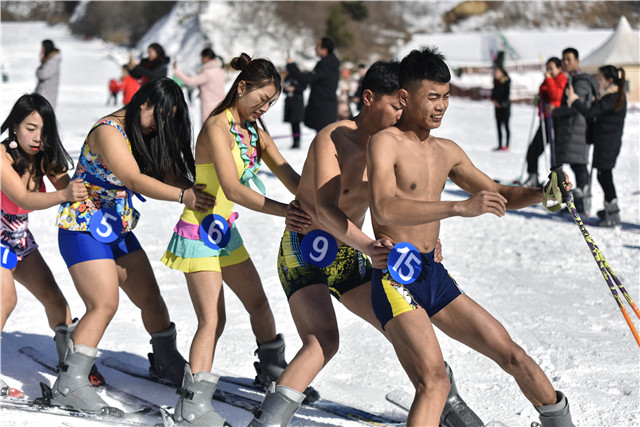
top-left (90, 208), bottom-right (123, 243)
top-left (387, 242), bottom-right (422, 284)
top-left (200, 214), bottom-right (231, 250)
top-left (301, 230), bottom-right (338, 268)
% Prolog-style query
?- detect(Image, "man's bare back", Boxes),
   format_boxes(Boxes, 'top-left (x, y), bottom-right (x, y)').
top-left (291, 119), bottom-right (370, 246)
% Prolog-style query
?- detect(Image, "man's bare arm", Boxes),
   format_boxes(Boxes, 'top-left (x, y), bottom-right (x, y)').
top-left (367, 134), bottom-right (508, 226)
top-left (449, 146), bottom-right (544, 210)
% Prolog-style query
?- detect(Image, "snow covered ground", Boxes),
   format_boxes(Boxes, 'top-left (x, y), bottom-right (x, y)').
top-left (1, 21), bottom-right (639, 426)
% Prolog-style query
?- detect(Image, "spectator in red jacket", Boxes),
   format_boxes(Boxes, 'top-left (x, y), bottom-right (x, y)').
top-left (107, 78), bottom-right (119, 106)
top-left (119, 65), bottom-right (141, 105)
top-left (522, 57), bottom-right (567, 187)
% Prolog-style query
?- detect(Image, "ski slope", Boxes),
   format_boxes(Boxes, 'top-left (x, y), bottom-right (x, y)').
top-left (1, 21), bottom-right (639, 426)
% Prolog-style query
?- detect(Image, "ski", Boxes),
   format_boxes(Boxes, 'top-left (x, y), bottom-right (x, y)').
top-left (385, 388), bottom-right (412, 412)
top-left (0, 397), bottom-right (158, 426)
top-left (100, 356), bottom-right (260, 412)
top-left (102, 356), bottom-right (405, 426)
top-left (18, 346), bottom-right (162, 412)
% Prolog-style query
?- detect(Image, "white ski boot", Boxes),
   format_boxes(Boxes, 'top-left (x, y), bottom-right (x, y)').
top-left (248, 381), bottom-right (306, 427)
top-left (46, 341), bottom-right (122, 416)
top-left (535, 391), bottom-right (574, 427)
top-left (54, 318), bottom-right (104, 386)
top-left (171, 364), bottom-right (229, 426)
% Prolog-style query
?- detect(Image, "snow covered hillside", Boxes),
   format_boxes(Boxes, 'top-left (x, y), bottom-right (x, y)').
top-left (1, 21), bottom-right (639, 427)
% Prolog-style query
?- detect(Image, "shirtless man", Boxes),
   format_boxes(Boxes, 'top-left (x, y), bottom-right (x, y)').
top-left (249, 61), bottom-right (482, 427)
top-left (366, 48), bottom-right (574, 427)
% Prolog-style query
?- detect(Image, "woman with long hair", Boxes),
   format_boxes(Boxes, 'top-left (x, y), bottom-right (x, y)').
top-left (47, 77), bottom-right (216, 415)
top-left (1, 93), bottom-right (89, 398)
top-left (161, 53), bottom-right (311, 425)
top-left (567, 65), bottom-right (627, 226)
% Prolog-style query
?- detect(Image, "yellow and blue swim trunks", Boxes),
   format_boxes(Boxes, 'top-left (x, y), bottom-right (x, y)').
top-left (278, 230), bottom-right (371, 300)
top-left (371, 250), bottom-right (463, 329)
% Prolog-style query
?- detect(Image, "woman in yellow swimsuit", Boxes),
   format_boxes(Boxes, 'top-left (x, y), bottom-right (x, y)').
top-left (161, 53), bottom-right (311, 425)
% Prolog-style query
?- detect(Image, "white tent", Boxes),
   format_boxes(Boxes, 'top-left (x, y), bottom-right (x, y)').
top-left (581, 15), bottom-right (640, 102)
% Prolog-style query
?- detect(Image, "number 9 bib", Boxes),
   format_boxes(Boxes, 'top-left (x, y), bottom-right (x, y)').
top-left (301, 230), bottom-right (338, 268)
top-left (1, 245), bottom-right (18, 270)
top-left (387, 242), bottom-right (422, 284)
top-left (200, 214), bottom-right (231, 250)
top-left (90, 208), bottom-right (123, 243)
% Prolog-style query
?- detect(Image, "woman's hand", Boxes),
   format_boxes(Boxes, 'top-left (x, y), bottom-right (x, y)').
top-left (284, 200), bottom-right (312, 232)
top-left (62, 179), bottom-right (88, 202)
top-left (182, 184), bottom-right (216, 213)
top-left (566, 84), bottom-right (579, 106)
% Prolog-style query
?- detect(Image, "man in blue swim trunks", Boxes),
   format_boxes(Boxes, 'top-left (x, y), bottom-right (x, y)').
top-left (366, 48), bottom-right (575, 427)
top-left (249, 61), bottom-right (482, 427)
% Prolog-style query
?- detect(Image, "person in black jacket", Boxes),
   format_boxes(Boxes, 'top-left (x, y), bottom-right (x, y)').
top-left (552, 47), bottom-right (599, 215)
top-left (490, 66), bottom-right (511, 151)
top-left (567, 65), bottom-right (627, 226)
top-left (286, 37), bottom-right (340, 133)
top-left (127, 43), bottom-right (170, 86)
top-left (283, 70), bottom-right (306, 148)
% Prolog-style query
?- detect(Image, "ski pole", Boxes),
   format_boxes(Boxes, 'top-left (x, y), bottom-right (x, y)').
top-left (544, 167), bottom-right (640, 347)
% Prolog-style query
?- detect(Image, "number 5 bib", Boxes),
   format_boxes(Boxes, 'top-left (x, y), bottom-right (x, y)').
top-left (90, 208), bottom-right (123, 243)
top-left (387, 242), bottom-right (422, 284)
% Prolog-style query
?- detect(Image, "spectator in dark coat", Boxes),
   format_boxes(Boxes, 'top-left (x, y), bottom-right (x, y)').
top-left (127, 43), bottom-right (170, 86)
top-left (35, 40), bottom-right (61, 109)
top-left (567, 65), bottom-right (627, 226)
top-left (490, 66), bottom-right (511, 151)
top-left (286, 37), bottom-right (340, 133)
top-left (282, 70), bottom-right (306, 149)
top-left (552, 47), bottom-right (599, 215)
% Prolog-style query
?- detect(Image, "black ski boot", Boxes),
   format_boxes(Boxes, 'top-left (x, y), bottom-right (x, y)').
top-left (253, 333), bottom-right (320, 402)
top-left (440, 362), bottom-right (484, 427)
top-left (535, 391), bottom-right (574, 427)
top-left (248, 381), bottom-right (306, 427)
top-left (148, 322), bottom-right (187, 387)
top-left (54, 319), bottom-right (104, 386)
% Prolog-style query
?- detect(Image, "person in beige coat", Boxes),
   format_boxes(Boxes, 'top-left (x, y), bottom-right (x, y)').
top-left (35, 40), bottom-right (61, 109)
top-left (173, 48), bottom-right (226, 124)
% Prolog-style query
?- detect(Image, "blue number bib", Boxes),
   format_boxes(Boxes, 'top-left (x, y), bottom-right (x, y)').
top-left (90, 208), bottom-right (122, 243)
top-left (301, 230), bottom-right (338, 268)
top-left (387, 242), bottom-right (422, 284)
top-left (200, 214), bottom-right (231, 250)
top-left (1, 245), bottom-right (18, 270)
